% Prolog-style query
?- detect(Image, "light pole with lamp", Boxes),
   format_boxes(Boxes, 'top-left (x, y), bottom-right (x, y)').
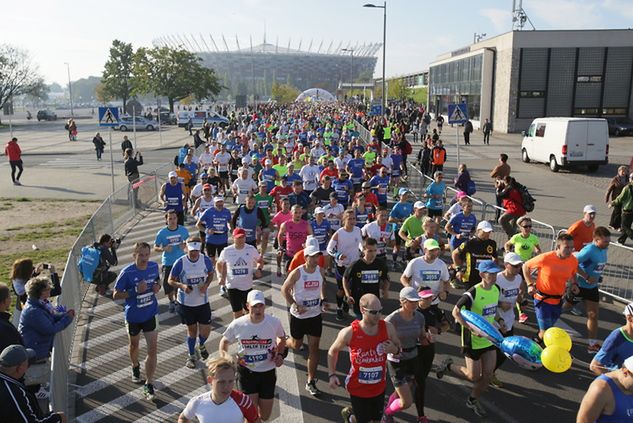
top-left (363, 1), bottom-right (386, 115)
top-left (341, 48), bottom-right (354, 98)
top-left (64, 62), bottom-right (74, 118)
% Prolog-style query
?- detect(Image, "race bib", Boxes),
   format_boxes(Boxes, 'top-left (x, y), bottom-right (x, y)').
top-left (358, 366), bottom-right (383, 384)
top-left (482, 304), bottom-right (497, 317)
top-left (361, 270), bottom-right (380, 284)
top-left (136, 291), bottom-right (153, 308)
top-left (303, 298), bottom-right (320, 307)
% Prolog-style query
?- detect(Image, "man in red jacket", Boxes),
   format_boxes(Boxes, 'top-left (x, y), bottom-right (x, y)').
top-left (4, 137), bottom-right (23, 185)
top-left (496, 176), bottom-right (526, 238)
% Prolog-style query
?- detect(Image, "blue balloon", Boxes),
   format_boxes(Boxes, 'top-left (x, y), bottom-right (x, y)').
top-left (500, 336), bottom-right (543, 371)
top-left (460, 309), bottom-right (504, 346)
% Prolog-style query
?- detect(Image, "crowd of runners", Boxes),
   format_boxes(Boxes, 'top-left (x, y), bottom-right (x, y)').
top-left (4, 100), bottom-right (633, 423)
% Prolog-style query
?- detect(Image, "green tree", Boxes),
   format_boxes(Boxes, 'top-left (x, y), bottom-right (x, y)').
top-left (101, 40), bottom-right (134, 109)
top-left (0, 44), bottom-right (45, 123)
top-left (388, 79), bottom-right (411, 101)
top-left (271, 82), bottom-right (299, 104)
top-left (132, 47), bottom-right (221, 112)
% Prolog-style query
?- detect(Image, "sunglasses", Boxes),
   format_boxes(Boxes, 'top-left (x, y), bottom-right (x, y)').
top-left (363, 307), bottom-right (382, 315)
top-left (521, 225), bottom-right (532, 228)
top-left (510, 264), bottom-right (522, 268)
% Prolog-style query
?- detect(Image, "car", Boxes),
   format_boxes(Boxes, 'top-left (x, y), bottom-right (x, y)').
top-left (37, 110), bottom-right (57, 121)
top-left (114, 116), bottom-right (157, 131)
top-left (176, 110), bottom-right (229, 128)
top-left (606, 117), bottom-right (633, 136)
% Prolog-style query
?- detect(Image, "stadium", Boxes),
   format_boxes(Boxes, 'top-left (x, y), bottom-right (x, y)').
top-left (153, 34), bottom-right (380, 99)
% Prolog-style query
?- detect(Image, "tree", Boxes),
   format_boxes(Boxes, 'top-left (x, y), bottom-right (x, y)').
top-left (132, 47), bottom-right (221, 112)
top-left (101, 40), bottom-right (134, 109)
top-left (95, 82), bottom-right (112, 104)
top-left (72, 76), bottom-right (101, 103)
top-left (0, 44), bottom-right (45, 122)
top-left (271, 82), bottom-right (299, 104)
top-left (388, 79), bottom-right (411, 101)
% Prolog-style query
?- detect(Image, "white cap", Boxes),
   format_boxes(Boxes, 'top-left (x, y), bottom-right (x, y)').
top-left (503, 252), bottom-right (523, 265)
top-left (414, 201), bottom-right (426, 209)
top-left (247, 290), bottom-right (265, 305)
top-left (583, 204), bottom-right (597, 214)
top-left (305, 235), bottom-right (320, 251)
top-left (624, 356), bottom-right (633, 372)
top-left (477, 221), bottom-right (494, 232)
top-left (265, 159), bottom-right (273, 165)
top-left (314, 207), bottom-right (325, 215)
top-left (168, 171), bottom-right (178, 178)
top-left (213, 196), bottom-right (225, 203)
top-left (242, 156), bottom-right (251, 164)
top-left (187, 241), bottom-right (202, 251)
top-left (304, 243), bottom-right (322, 257)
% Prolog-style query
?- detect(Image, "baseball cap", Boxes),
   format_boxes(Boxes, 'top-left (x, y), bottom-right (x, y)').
top-left (503, 252), bottom-right (523, 265)
top-left (187, 240), bottom-right (202, 251)
top-left (399, 286), bottom-right (421, 301)
top-left (202, 183), bottom-right (212, 190)
top-left (477, 260), bottom-right (502, 274)
top-left (414, 201), bottom-right (427, 209)
top-left (624, 303), bottom-right (633, 316)
top-left (423, 239), bottom-right (440, 250)
top-left (242, 156), bottom-right (251, 164)
top-left (247, 290), bottom-right (266, 305)
top-left (0, 345), bottom-right (36, 367)
top-left (419, 288), bottom-right (434, 299)
top-left (168, 171), bottom-right (178, 178)
top-left (304, 243), bottom-right (322, 256)
top-left (624, 356), bottom-right (633, 372)
top-left (314, 207), bottom-right (325, 215)
top-left (200, 173), bottom-right (208, 179)
top-left (398, 187), bottom-right (412, 197)
top-left (214, 196), bottom-right (225, 203)
top-left (456, 191), bottom-right (467, 199)
top-left (583, 204), bottom-right (597, 214)
top-left (362, 181), bottom-right (372, 188)
top-left (233, 228), bottom-right (246, 238)
top-left (477, 221), bottom-right (494, 232)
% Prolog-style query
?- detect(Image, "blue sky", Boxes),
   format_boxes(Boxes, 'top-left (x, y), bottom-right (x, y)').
top-left (3, 0), bottom-right (633, 85)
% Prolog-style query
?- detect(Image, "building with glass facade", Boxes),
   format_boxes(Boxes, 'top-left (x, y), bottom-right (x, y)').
top-left (428, 29), bottom-right (633, 133)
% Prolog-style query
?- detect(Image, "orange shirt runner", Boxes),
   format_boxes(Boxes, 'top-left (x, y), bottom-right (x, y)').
top-left (525, 251), bottom-right (578, 304)
top-left (567, 219), bottom-right (595, 252)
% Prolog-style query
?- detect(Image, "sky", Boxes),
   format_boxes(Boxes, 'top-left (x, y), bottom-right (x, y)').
top-left (3, 0), bottom-right (633, 86)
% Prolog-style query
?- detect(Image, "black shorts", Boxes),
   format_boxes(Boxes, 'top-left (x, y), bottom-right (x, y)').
top-left (175, 211), bottom-right (185, 226)
top-left (206, 242), bottom-right (227, 258)
top-left (176, 303), bottom-right (212, 326)
top-left (126, 315), bottom-right (158, 336)
top-left (350, 392), bottom-right (385, 423)
top-left (219, 171), bottom-right (229, 180)
top-left (427, 208), bottom-right (443, 218)
top-left (290, 314), bottom-right (322, 339)
top-left (335, 265), bottom-right (346, 290)
top-left (162, 265), bottom-right (174, 295)
top-left (228, 288), bottom-right (251, 313)
top-left (578, 286), bottom-right (600, 303)
top-left (463, 344), bottom-right (497, 361)
top-left (426, 304), bottom-right (449, 327)
top-left (237, 367), bottom-right (276, 399)
top-left (387, 356), bottom-right (418, 387)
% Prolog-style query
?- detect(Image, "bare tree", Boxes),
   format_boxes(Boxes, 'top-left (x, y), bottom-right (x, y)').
top-left (0, 44), bottom-right (46, 123)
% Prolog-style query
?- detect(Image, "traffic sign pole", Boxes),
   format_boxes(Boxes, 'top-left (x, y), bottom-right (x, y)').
top-left (109, 128), bottom-right (115, 195)
top-left (456, 126), bottom-right (460, 166)
top-left (132, 105), bottom-right (137, 150)
top-left (447, 103), bottom-right (468, 168)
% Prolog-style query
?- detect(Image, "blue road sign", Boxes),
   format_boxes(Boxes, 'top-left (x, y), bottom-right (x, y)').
top-left (370, 104), bottom-right (383, 116)
top-left (447, 103), bottom-right (468, 124)
top-left (98, 107), bottom-right (119, 127)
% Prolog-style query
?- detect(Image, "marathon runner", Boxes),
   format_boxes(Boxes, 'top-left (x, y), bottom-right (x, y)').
top-left (451, 221), bottom-right (498, 289)
top-left (278, 205), bottom-right (313, 273)
top-left (361, 206), bottom-right (395, 265)
top-left (196, 196), bottom-right (232, 267)
top-left (161, 171), bottom-right (186, 225)
top-left (232, 195), bottom-right (267, 248)
top-left (154, 210), bottom-right (189, 313)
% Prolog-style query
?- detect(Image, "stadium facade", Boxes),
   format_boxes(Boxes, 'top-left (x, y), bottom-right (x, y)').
top-left (153, 35), bottom-right (380, 99)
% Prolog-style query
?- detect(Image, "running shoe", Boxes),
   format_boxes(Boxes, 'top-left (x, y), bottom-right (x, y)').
top-left (305, 379), bottom-right (322, 396)
top-left (466, 397), bottom-right (487, 417)
top-left (417, 417), bottom-right (430, 423)
top-left (570, 305), bottom-right (584, 316)
top-left (168, 301), bottom-right (176, 313)
top-left (341, 406), bottom-right (353, 423)
top-left (220, 286), bottom-right (229, 299)
top-left (131, 364), bottom-right (143, 384)
top-left (185, 355), bottom-right (197, 369)
top-left (518, 313), bottom-right (529, 323)
top-left (13, 181), bottom-right (21, 186)
top-left (336, 309), bottom-right (345, 321)
top-left (143, 383), bottom-right (156, 401)
top-left (342, 301), bottom-right (350, 314)
top-left (489, 373), bottom-right (503, 388)
top-left (277, 269), bottom-right (282, 277)
top-left (587, 343), bottom-right (601, 354)
top-left (197, 344), bottom-right (209, 360)
top-left (437, 357), bottom-right (453, 374)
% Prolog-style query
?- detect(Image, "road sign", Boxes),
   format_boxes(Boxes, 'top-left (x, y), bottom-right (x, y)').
top-left (370, 104), bottom-right (383, 116)
top-left (448, 103), bottom-right (468, 124)
top-left (98, 107), bottom-right (119, 127)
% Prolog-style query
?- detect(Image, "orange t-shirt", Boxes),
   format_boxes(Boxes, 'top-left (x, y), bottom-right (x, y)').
top-left (288, 250), bottom-right (326, 273)
top-left (567, 220), bottom-right (595, 252)
top-left (526, 251), bottom-right (578, 304)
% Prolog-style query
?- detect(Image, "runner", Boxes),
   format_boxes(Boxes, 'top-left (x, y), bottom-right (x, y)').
top-left (112, 242), bottom-right (161, 400)
top-left (271, 198), bottom-right (293, 277)
top-left (281, 242), bottom-right (327, 396)
top-left (169, 237), bottom-right (214, 368)
top-left (323, 192), bottom-right (345, 232)
top-left (4, 137), bottom-right (23, 186)
top-left (444, 198), bottom-right (477, 251)
top-left (451, 221), bottom-right (498, 289)
top-left (389, 188), bottom-right (414, 267)
top-left (361, 207), bottom-right (395, 265)
top-left (278, 205), bottom-right (313, 272)
top-left (398, 201), bottom-right (427, 260)
top-left (254, 182), bottom-right (274, 258)
top-left (327, 294), bottom-right (400, 423)
top-left (568, 204), bottom-right (598, 252)
top-left (232, 195), bottom-right (267, 248)
top-left (311, 176), bottom-right (335, 208)
top-left (161, 171), bottom-right (186, 225)
top-left (259, 159), bottom-right (279, 193)
top-left (327, 210), bottom-right (363, 321)
top-left (332, 170), bottom-right (354, 208)
top-left (591, 303), bottom-right (633, 374)
top-left (196, 196), bottom-right (232, 267)
top-left (504, 216), bottom-right (542, 262)
top-left (178, 357), bottom-right (260, 423)
top-left (219, 290), bottom-right (287, 422)
top-left (270, 176), bottom-right (293, 209)
top-left (232, 168), bottom-right (258, 205)
top-left (424, 171), bottom-right (446, 224)
top-left (288, 180), bottom-right (312, 213)
top-left (347, 149), bottom-right (366, 192)
top-left (369, 167), bottom-right (391, 207)
top-left (353, 193), bottom-right (374, 229)
top-left (299, 156), bottom-right (321, 196)
top-left (217, 229), bottom-right (263, 314)
top-left (310, 207), bottom-right (332, 257)
top-left (154, 210), bottom-right (189, 313)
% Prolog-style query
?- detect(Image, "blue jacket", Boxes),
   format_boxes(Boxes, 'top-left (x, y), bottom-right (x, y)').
top-left (18, 299), bottom-right (72, 360)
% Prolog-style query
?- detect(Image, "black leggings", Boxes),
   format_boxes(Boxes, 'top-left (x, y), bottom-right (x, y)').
top-left (415, 343), bottom-right (435, 417)
top-left (10, 160), bottom-right (23, 182)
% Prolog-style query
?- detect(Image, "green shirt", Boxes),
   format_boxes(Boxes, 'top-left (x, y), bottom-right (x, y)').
top-left (272, 164), bottom-right (288, 185)
top-left (363, 151), bottom-right (377, 167)
top-left (401, 215), bottom-right (424, 246)
top-left (460, 283), bottom-right (500, 350)
top-left (508, 233), bottom-right (540, 261)
top-left (254, 193), bottom-right (274, 224)
top-left (613, 184), bottom-right (633, 211)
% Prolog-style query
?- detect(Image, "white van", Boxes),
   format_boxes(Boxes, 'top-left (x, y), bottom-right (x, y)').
top-left (521, 117), bottom-right (608, 172)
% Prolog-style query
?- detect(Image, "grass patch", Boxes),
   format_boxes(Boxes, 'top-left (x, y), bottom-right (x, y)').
top-left (15, 198), bottom-right (31, 202)
top-left (12, 227), bottom-right (83, 242)
top-left (0, 203), bottom-right (12, 211)
top-left (0, 248), bottom-right (70, 282)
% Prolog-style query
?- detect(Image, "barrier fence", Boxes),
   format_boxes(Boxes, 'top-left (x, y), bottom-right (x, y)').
top-left (353, 119), bottom-right (633, 303)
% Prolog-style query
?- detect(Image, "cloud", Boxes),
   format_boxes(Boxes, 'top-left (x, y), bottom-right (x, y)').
top-left (602, 0), bottom-right (633, 20)
top-left (480, 8), bottom-right (511, 34)
top-left (527, 0), bottom-right (601, 29)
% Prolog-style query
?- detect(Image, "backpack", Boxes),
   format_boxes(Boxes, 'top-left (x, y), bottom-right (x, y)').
top-left (466, 180), bottom-right (477, 196)
top-left (78, 245), bottom-right (101, 282)
top-left (402, 140), bottom-right (413, 155)
top-left (514, 181), bottom-right (536, 212)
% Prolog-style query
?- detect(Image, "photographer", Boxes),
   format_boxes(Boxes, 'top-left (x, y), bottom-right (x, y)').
top-left (10, 259), bottom-right (61, 327)
top-left (93, 234), bottom-right (119, 296)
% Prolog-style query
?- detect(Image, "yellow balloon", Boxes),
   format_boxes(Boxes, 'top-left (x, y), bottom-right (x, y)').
top-left (541, 345), bottom-right (572, 373)
top-left (543, 327), bottom-right (572, 351)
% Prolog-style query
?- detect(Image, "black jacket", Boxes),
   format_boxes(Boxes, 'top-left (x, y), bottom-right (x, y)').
top-left (0, 311), bottom-right (23, 352)
top-left (0, 372), bottom-right (62, 423)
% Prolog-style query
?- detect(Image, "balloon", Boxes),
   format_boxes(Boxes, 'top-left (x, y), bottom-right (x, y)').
top-left (500, 336), bottom-right (543, 370)
top-left (460, 309), bottom-right (504, 346)
top-left (543, 327), bottom-right (572, 351)
top-left (541, 345), bottom-right (572, 373)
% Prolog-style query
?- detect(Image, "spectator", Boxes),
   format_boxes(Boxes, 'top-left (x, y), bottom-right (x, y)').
top-left (605, 165), bottom-right (630, 231)
top-left (416, 140), bottom-right (432, 177)
top-left (609, 172), bottom-right (633, 245)
top-left (482, 118), bottom-right (493, 144)
top-left (496, 176), bottom-right (526, 238)
top-left (0, 283), bottom-right (23, 352)
top-left (10, 260), bottom-right (61, 327)
top-left (92, 234), bottom-right (119, 295)
top-left (463, 120), bottom-right (473, 145)
top-left (454, 163), bottom-right (472, 195)
top-left (120, 136), bottom-right (133, 156)
top-left (490, 154), bottom-right (511, 219)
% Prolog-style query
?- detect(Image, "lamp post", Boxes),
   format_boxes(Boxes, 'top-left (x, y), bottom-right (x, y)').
top-left (341, 48), bottom-right (354, 97)
top-left (363, 1), bottom-right (386, 115)
top-left (64, 62), bottom-right (74, 118)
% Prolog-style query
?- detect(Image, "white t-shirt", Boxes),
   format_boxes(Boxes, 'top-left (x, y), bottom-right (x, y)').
top-left (361, 221), bottom-right (395, 255)
top-left (334, 156), bottom-right (351, 171)
top-left (214, 152), bottom-right (231, 172)
top-left (381, 156), bottom-right (393, 172)
top-left (223, 314), bottom-right (286, 372)
top-left (232, 178), bottom-right (257, 204)
top-left (299, 164), bottom-right (321, 191)
top-left (198, 152), bottom-right (214, 168)
top-left (496, 271), bottom-right (522, 331)
top-left (182, 390), bottom-right (258, 423)
top-left (237, 166), bottom-right (255, 181)
top-left (218, 244), bottom-right (260, 291)
top-left (327, 227), bottom-right (363, 267)
top-left (402, 257), bottom-right (449, 305)
top-left (323, 203), bottom-right (344, 230)
top-left (445, 202), bottom-right (463, 221)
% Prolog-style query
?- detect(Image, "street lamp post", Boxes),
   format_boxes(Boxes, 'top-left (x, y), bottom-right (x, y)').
top-left (64, 62), bottom-right (74, 118)
top-left (363, 1), bottom-right (386, 115)
top-left (341, 48), bottom-right (355, 97)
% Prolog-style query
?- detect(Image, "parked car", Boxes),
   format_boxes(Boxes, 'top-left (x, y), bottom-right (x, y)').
top-left (176, 110), bottom-right (229, 128)
top-left (606, 117), bottom-right (633, 136)
top-left (158, 111), bottom-right (177, 125)
top-left (114, 116), bottom-right (156, 131)
top-left (36, 110), bottom-right (57, 121)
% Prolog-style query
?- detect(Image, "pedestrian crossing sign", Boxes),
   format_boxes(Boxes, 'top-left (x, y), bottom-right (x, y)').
top-left (448, 103), bottom-right (468, 124)
top-left (98, 107), bottom-right (119, 127)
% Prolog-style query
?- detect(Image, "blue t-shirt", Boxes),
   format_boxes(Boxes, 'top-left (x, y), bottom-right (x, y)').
top-left (425, 181), bottom-right (446, 210)
top-left (199, 207), bottom-right (232, 245)
top-left (391, 154), bottom-right (402, 176)
top-left (390, 201), bottom-right (413, 224)
top-left (369, 175), bottom-right (390, 204)
top-left (576, 243), bottom-right (608, 289)
top-left (261, 168), bottom-right (278, 192)
top-left (310, 219), bottom-right (331, 251)
top-left (595, 327), bottom-right (633, 371)
top-left (347, 159), bottom-right (365, 183)
top-left (448, 212), bottom-right (477, 250)
top-left (114, 262), bottom-right (161, 323)
top-left (332, 178), bottom-right (354, 207)
top-left (286, 172), bottom-right (302, 185)
top-left (154, 225), bottom-right (190, 266)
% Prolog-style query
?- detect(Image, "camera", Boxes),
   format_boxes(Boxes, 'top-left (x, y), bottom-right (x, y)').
top-left (112, 238), bottom-right (122, 248)
top-left (42, 263), bottom-right (49, 269)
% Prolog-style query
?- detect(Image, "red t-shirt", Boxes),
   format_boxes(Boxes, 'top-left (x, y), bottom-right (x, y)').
top-left (345, 319), bottom-right (389, 398)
